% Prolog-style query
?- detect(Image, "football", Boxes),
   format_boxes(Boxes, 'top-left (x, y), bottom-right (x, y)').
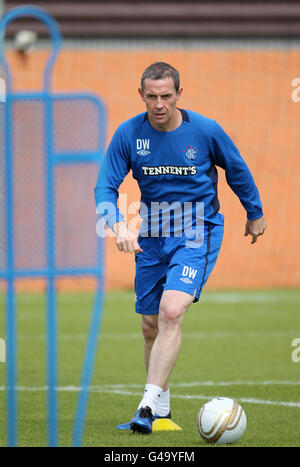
top-left (197, 397), bottom-right (247, 444)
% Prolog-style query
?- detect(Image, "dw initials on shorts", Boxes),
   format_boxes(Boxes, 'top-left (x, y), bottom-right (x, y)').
top-left (135, 222), bottom-right (224, 315)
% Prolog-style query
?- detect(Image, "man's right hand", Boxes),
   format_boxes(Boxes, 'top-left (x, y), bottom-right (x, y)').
top-left (112, 221), bottom-right (143, 254)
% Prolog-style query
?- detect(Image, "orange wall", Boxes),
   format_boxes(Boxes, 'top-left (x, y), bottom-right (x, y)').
top-left (4, 46), bottom-right (300, 290)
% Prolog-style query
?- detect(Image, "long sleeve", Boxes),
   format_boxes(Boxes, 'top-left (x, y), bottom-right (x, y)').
top-left (211, 121), bottom-right (263, 220)
top-left (94, 125), bottom-right (131, 229)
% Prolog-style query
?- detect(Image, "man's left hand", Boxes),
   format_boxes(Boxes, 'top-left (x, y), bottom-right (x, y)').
top-left (244, 216), bottom-right (267, 244)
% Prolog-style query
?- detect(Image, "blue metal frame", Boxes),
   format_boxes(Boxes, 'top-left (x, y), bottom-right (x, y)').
top-left (0, 6), bottom-right (106, 447)
top-left (3, 76), bottom-right (17, 448)
top-left (0, 5), bottom-right (62, 93)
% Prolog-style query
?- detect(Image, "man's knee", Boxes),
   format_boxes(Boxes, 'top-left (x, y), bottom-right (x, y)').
top-left (159, 302), bottom-right (184, 326)
top-left (158, 290), bottom-right (193, 329)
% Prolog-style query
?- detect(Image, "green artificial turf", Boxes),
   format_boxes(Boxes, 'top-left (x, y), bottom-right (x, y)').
top-left (0, 289), bottom-right (299, 447)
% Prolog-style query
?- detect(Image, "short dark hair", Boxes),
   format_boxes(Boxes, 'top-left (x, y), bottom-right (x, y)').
top-left (141, 62), bottom-right (180, 93)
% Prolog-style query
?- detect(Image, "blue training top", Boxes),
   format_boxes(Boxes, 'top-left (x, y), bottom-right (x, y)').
top-left (94, 109), bottom-right (263, 235)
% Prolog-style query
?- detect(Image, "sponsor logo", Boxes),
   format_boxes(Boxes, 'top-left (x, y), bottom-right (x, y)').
top-left (180, 277), bottom-right (193, 284)
top-left (137, 139), bottom-right (150, 156)
top-left (141, 165), bottom-right (197, 176)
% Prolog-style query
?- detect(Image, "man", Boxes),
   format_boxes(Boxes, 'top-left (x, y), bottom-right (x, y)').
top-left (94, 62), bottom-right (266, 434)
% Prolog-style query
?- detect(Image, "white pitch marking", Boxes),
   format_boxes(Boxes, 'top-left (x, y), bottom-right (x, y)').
top-left (1, 382), bottom-right (300, 408)
top-left (15, 329), bottom-right (296, 341)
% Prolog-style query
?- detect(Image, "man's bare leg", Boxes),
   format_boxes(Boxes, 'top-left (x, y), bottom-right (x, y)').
top-left (138, 290), bottom-right (194, 413)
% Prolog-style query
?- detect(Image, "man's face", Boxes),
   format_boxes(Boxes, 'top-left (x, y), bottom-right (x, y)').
top-left (138, 76), bottom-right (183, 130)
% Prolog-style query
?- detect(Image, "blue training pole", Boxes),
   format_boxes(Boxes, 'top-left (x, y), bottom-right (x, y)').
top-left (46, 277), bottom-right (58, 447)
top-left (4, 95), bottom-right (17, 447)
top-left (45, 91), bottom-right (58, 447)
top-left (72, 280), bottom-right (104, 447)
top-left (5, 279), bottom-right (17, 447)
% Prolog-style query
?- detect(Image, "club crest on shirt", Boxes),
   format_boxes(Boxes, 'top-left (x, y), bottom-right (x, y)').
top-left (184, 146), bottom-right (199, 160)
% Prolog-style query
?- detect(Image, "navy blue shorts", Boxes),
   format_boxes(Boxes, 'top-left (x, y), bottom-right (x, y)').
top-left (134, 222), bottom-right (224, 315)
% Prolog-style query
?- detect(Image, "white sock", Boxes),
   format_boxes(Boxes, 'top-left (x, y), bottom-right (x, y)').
top-left (138, 384), bottom-right (163, 416)
top-left (155, 389), bottom-right (170, 417)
